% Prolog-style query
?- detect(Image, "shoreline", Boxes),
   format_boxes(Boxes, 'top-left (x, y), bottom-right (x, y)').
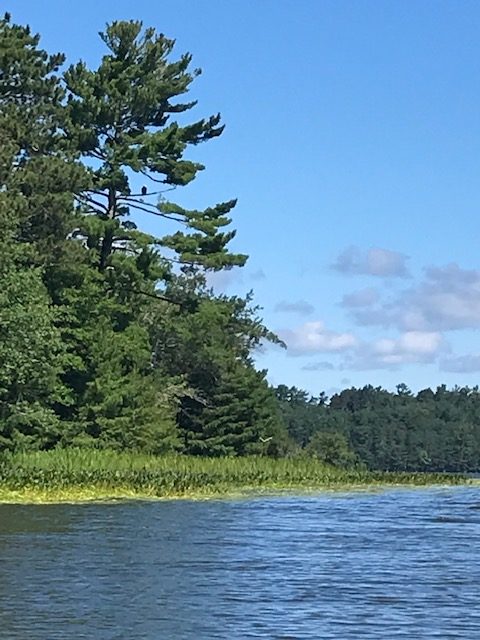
top-left (0, 449), bottom-right (472, 505)
top-left (0, 479), bottom-right (475, 505)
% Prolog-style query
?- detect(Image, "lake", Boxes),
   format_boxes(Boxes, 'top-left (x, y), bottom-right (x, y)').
top-left (1, 486), bottom-right (479, 639)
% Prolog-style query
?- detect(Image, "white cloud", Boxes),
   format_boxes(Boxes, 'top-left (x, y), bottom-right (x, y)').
top-left (280, 321), bottom-right (357, 356)
top-left (278, 311), bottom-right (447, 369)
top-left (332, 246), bottom-right (410, 278)
top-left (275, 300), bottom-right (315, 316)
top-left (345, 331), bottom-right (447, 370)
top-left (409, 264), bottom-right (480, 330)
top-left (352, 263), bottom-right (480, 332)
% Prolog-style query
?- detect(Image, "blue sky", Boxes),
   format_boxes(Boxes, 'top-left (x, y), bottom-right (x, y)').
top-left (10, 0), bottom-right (480, 395)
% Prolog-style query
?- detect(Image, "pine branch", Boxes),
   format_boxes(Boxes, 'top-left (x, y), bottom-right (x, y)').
top-left (75, 194), bottom-right (109, 213)
top-left (118, 199), bottom-right (188, 224)
top-left (118, 186), bottom-right (176, 198)
top-left (139, 168), bottom-right (171, 184)
top-left (108, 285), bottom-right (182, 306)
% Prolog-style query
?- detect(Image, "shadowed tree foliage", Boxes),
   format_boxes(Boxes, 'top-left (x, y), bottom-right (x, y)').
top-left (0, 15), bottom-right (72, 449)
top-left (149, 286), bottom-right (288, 455)
top-left (0, 13), bottom-right (86, 261)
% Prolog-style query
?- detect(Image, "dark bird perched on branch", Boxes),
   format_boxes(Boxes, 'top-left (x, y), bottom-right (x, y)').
top-left (141, 186), bottom-right (147, 196)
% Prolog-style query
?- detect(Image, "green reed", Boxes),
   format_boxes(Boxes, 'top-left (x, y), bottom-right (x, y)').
top-left (0, 448), bottom-right (468, 501)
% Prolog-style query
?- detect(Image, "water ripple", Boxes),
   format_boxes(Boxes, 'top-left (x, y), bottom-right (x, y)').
top-left (0, 487), bottom-right (480, 638)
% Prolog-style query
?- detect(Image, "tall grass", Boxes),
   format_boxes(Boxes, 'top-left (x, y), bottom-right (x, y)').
top-left (0, 448), bottom-right (468, 501)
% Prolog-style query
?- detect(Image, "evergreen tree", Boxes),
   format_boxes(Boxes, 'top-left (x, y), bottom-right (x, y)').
top-left (0, 15), bottom-right (293, 459)
top-left (151, 287), bottom-right (287, 455)
top-left (0, 263), bottom-right (64, 450)
top-left (0, 13), bottom-right (86, 262)
top-left (0, 15), bottom-right (73, 450)
top-left (180, 362), bottom-right (283, 457)
top-left (52, 20), bottom-right (252, 450)
top-left (63, 20), bottom-right (247, 276)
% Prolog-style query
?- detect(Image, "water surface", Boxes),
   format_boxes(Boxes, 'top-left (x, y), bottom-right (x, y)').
top-left (1, 486), bottom-right (480, 638)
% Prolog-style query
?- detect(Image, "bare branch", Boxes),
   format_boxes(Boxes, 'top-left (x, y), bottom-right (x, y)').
top-left (107, 286), bottom-right (182, 306)
top-left (75, 193), bottom-right (109, 212)
top-left (139, 168), bottom-right (172, 184)
top-left (118, 200), bottom-right (188, 225)
top-left (119, 186), bottom-right (176, 198)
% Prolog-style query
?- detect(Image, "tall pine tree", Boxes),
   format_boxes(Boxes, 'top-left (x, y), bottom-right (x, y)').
top-left (63, 20), bottom-right (246, 276)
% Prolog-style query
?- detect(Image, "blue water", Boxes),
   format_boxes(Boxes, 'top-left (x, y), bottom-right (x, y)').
top-left (1, 486), bottom-right (480, 639)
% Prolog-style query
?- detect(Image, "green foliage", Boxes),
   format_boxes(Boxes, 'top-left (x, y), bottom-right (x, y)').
top-left (150, 289), bottom-right (287, 456)
top-left (275, 385), bottom-right (330, 447)
top-left (306, 431), bottom-right (357, 468)
top-left (0, 266), bottom-right (64, 450)
top-left (278, 384), bottom-right (480, 472)
top-left (0, 14), bottom-right (280, 460)
top-left (0, 13), bottom-right (87, 263)
top-left (179, 362), bottom-right (280, 456)
top-left (63, 19), bottom-right (246, 272)
top-left (75, 321), bottom-right (180, 453)
top-left (0, 12), bottom-right (65, 156)
top-left (2, 13), bottom-right (475, 476)
top-left (0, 449), bottom-right (466, 500)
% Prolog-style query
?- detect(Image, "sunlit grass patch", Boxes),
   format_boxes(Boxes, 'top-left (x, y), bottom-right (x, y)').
top-left (0, 449), bottom-right (469, 503)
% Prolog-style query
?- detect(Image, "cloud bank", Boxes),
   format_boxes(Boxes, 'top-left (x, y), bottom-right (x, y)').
top-left (348, 331), bottom-right (447, 370)
top-left (280, 321), bottom-right (357, 356)
top-left (275, 258), bottom-right (480, 376)
top-left (352, 263), bottom-right (480, 332)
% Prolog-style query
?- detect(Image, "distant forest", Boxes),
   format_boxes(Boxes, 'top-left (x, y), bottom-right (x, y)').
top-left (0, 14), bottom-right (478, 472)
top-left (276, 384), bottom-right (480, 472)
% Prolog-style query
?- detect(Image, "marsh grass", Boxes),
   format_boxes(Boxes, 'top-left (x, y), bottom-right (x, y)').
top-left (0, 449), bottom-right (469, 502)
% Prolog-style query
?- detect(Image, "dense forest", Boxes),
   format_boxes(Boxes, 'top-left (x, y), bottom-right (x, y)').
top-left (1, 14), bottom-right (480, 473)
top-left (276, 384), bottom-right (480, 472)
top-left (0, 14), bottom-right (288, 456)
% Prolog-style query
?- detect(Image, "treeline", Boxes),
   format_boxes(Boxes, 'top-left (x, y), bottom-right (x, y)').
top-left (0, 15), bottom-right (288, 456)
top-left (276, 384), bottom-right (480, 472)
